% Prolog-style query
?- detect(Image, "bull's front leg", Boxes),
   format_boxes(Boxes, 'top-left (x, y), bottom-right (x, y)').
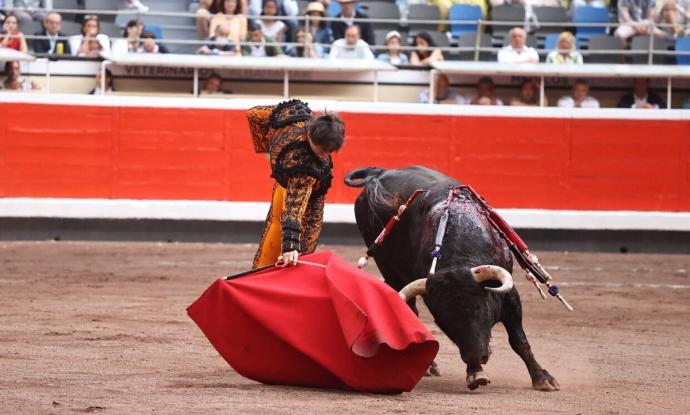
top-left (501, 291), bottom-right (560, 392)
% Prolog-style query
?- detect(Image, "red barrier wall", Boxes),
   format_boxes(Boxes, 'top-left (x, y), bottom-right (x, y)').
top-left (1, 102), bottom-right (688, 211)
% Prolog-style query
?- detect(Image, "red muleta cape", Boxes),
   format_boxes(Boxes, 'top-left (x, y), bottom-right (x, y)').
top-left (187, 251), bottom-right (439, 394)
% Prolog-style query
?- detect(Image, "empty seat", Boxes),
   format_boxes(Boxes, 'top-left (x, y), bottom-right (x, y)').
top-left (490, 5), bottom-right (525, 36)
top-left (574, 5), bottom-right (609, 39)
top-left (61, 20), bottom-right (84, 36)
top-left (99, 21), bottom-right (122, 37)
top-left (364, 2), bottom-right (400, 31)
top-left (448, 4), bottom-right (482, 38)
top-left (584, 35), bottom-right (624, 63)
top-left (84, 0), bottom-right (120, 22)
top-left (407, 4), bottom-right (441, 33)
top-left (630, 36), bottom-right (672, 64)
top-left (52, 0), bottom-right (83, 22)
top-left (453, 33), bottom-right (492, 61)
top-left (676, 36), bottom-right (690, 65)
top-left (532, 6), bottom-right (568, 34)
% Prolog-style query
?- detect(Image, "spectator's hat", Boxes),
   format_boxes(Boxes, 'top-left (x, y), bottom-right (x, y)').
top-left (304, 2), bottom-right (326, 15)
top-left (385, 30), bottom-right (402, 43)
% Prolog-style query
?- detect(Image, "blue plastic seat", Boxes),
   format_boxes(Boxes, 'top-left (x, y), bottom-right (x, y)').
top-left (448, 4), bottom-right (482, 38)
top-left (676, 37), bottom-right (690, 65)
top-left (144, 24), bottom-right (164, 40)
top-left (574, 6), bottom-right (608, 39)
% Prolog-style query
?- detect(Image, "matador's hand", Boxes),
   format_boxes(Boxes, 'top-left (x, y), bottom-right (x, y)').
top-left (277, 250), bottom-right (299, 267)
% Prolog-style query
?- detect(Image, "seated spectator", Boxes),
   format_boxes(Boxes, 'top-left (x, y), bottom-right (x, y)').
top-left (241, 22), bottom-right (284, 56)
top-left (123, 20), bottom-right (142, 53)
top-left (285, 27), bottom-right (323, 58)
top-left (1, 13), bottom-right (28, 52)
top-left (509, 78), bottom-right (542, 106)
top-left (1, 60), bottom-right (40, 90)
top-left (89, 68), bottom-right (114, 95)
top-left (614, 0), bottom-right (665, 45)
top-left (329, 25), bottom-right (374, 59)
top-left (420, 73), bottom-right (465, 104)
top-left (198, 0), bottom-right (248, 41)
top-left (33, 11), bottom-right (71, 55)
top-left (467, 76), bottom-right (504, 105)
top-left (656, 0), bottom-right (690, 38)
top-left (497, 27), bottom-right (538, 63)
top-left (6, 0), bottom-right (50, 27)
top-left (202, 72), bottom-right (227, 94)
top-left (377, 30), bottom-right (409, 65)
top-left (617, 77), bottom-right (667, 108)
top-left (557, 79), bottom-right (600, 108)
top-left (137, 31), bottom-right (164, 53)
top-left (258, 0), bottom-right (287, 43)
top-left (198, 22), bottom-right (239, 55)
top-left (303, 2), bottom-right (333, 49)
top-left (410, 31), bottom-right (444, 65)
top-left (545, 32), bottom-right (583, 64)
top-left (331, 0), bottom-right (375, 45)
top-left (69, 15), bottom-right (111, 56)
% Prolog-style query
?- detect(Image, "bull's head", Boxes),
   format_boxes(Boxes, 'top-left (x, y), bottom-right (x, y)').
top-left (398, 265), bottom-right (514, 301)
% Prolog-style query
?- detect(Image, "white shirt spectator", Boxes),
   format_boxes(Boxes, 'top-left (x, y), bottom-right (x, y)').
top-left (329, 38), bottom-right (375, 60)
top-left (498, 45), bottom-right (539, 63)
top-left (258, 19), bottom-right (286, 39)
top-left (557, 95), bottom-right (600, 108)
top-left (68, 33), bottom-right (111, 56)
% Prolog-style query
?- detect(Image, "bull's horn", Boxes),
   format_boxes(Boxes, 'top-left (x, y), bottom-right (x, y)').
top-left (399, 278), bottom-right (428, 301)
top-left (471, 265), bottom-right (514, 294)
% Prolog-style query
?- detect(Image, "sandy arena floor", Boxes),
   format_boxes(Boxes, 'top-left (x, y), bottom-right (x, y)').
top-left (1, 241), bottom-right (689, 414)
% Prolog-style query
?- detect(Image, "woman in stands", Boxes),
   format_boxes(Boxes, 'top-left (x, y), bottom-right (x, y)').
top-left (207, 0), bottom-right (249, 46)
top-left (286, 27), bottom-right (323, 58)
top-left (258, 0), bottom-right (287, 43)
top-left (1, 13), bottom-right (28, 53)
top-left (69, 15), bottom-right (111, 56)
top-left (1, 61), bottom-right (40, 91)
top-left (545, 31), bottom-right (583, 64)
top-left (303, 2), bottom-right (333, 49)
top-left (509, 78), bottom-right (544, 106)
top-left (197, 0), bottom-right (248, 39)
top-left (377, 30), bottom-right (409, 65)
top-left (410, 31), bottom-right (443, 65)
top-left (123, 20), bottom-right (143, 53)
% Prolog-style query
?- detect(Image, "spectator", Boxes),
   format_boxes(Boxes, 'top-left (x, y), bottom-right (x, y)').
top-left (546, 32), bottom-right (583, 64)
top-left (1, 60), bottom-right (40, 90)
top-left (198, 0), bottom-right (248, 40)
top-left (123, 20), bottom-right (142, 53)
top-left (331, 0), bottom-right (375, 46)
top-left (303, 2), bottom-right (333, 49)
top-left (498, 27), bottom-right (539, 64)
top-left (509, 78), bottom-right (542, 106)
top-left (1, 13), bottom-right (28, 52)
top-left (4, 0), bottom-right (51, 27)
top-left (656, 0), bottom-right (690, 38)
top-left (137, 31), bottom-right (163, 53)
top-left (614, 0), bottom-right (665, 45)
top-left (89, 68), bottom-right (114, 95)
top-left (410, 31), bottom-right (444, 65)
top-left (329, 24), bottom-right (374, 59)
top-left (198, 22), bottom-right (239, 55)
top-left (202, 72), bottom-right (226, 94)
top-left (33, 11), bottom-right (70, 55)
top-left (69, 15), bottom-right (111, 56)
top-left (420, 73), bottom-right (465, 104)
top-left (241, 22), bottom-right (284, 56)
top-left (286, 27), bottom-right (323, 58)
top-left (467, 76), bottom-right (504, 105)
top-left (617, 77), bottom-right (667, 108)
top-left (377, 30), bottom-right (409, 65)
top-left (258, 0), bottom-right (287, 43)
top-left (557, 79), bottom-right (600, 108)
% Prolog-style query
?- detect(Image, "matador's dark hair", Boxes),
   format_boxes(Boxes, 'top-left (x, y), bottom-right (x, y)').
top-left (307, 111), bottom-right (345, 153)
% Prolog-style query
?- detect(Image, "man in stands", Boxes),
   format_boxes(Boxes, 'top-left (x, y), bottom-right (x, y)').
top-left (497, 27), bottom-right (539, 64)
top-left (331, 0), bottom-right (375, 46)
top-left (617, 77), bottom-right (667, 109)
top-left (558, 79), bottom-right (600, 108)
top-left (137, 31), bottom-right (166, 53)
top-left (420, 73), bottom-right (465, 104)
top-left (197, 22), bottom-right (239, 55)
top-left (468, 76), bottom-right (504, 105)
top-left (32, 11), bottom-right (71, 55)
top-left (328, 24), bottom-right (374, 59)
top-left (241, 22), bottom-right (284, 57)
top-left (615, 0), bottom-right (665, 45)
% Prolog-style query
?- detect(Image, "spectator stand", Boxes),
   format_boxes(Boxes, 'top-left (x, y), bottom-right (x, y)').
top-left (99, 53), bottom-right (396, 99)
top-left (429, 61), bottom-right (690, 108)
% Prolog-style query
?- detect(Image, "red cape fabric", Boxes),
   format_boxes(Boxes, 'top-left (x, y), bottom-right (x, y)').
top-left (187, 251), bottom-right (439, 394)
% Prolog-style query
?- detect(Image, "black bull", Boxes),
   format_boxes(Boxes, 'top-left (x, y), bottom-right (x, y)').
top-left (344, 165), bottom-right (559, 391)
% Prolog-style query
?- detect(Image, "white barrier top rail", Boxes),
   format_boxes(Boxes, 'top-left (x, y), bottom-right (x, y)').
top-left (0, 49), bottom-right (36, 62)
top-left (430, 61), bottom-right (690, 108)
top-left (100, 53), bottom-right (396, 100)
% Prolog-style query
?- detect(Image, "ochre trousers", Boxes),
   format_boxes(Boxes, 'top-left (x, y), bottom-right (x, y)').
top-left (253, 183), bottom-right (287, 268)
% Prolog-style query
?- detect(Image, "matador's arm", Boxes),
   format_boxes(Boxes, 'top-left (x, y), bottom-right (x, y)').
top-left (280, 174), bottom-right (317, 253)
top-left (247, 105), bottom-right (276, 153)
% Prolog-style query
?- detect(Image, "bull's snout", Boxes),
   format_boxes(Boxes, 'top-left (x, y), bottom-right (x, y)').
top-left (471, 265), bottom-right (514, 294)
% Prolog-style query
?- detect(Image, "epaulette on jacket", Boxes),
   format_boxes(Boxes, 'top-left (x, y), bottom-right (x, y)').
top-left (268, 99), bottom-right (312, 130)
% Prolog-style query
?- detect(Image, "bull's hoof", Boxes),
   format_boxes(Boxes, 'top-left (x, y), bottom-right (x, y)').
top-left (532, 369), bottom-right (560, 392)
top-left (425, 361), bottom-right (441, 377)
top-left (466, 370), bottom-right (490, 390)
